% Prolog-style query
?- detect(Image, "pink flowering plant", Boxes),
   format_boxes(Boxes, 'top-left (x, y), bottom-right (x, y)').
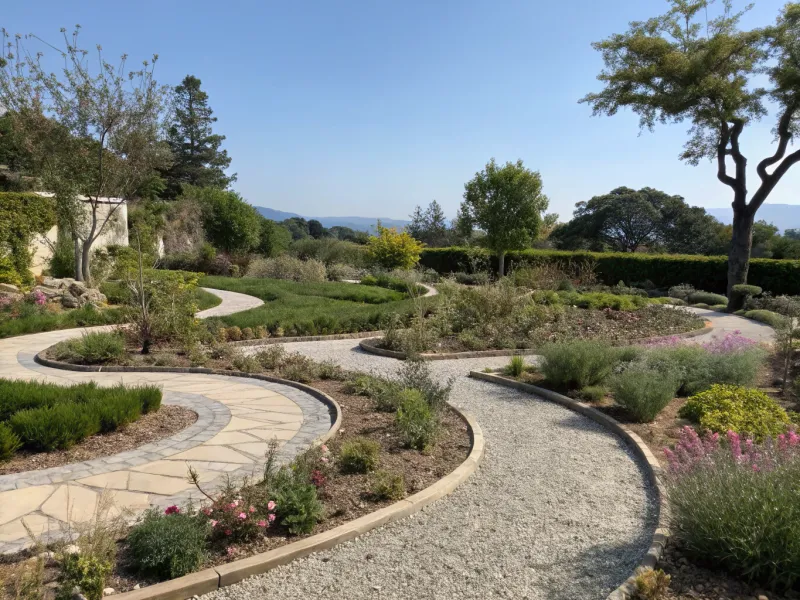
top-left (664, 426), bottom-right (800, 590)
top-left (26, 289), bottom-right (47, 306)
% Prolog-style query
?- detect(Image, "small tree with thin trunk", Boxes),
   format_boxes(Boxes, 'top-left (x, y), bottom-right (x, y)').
top-left (459, 158), bottom-right (548, 276)
top-left (581, 1), bottom-right (800, 309)
top-left (0, 26), bottom-right (170, 283)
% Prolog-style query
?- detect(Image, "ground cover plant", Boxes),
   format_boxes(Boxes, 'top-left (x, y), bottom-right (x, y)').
top-left (0, 379), bottom-right (161, 460)
top-left (200, 275), bottom-right (423, 336)
top-left (0, 299), bottom-right (125, 339)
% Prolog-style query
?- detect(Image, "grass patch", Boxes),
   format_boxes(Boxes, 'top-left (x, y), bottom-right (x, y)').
top-left (199, 276), bottom-right (421, 334)
top-left (0, 303), bottom-right (125, 339)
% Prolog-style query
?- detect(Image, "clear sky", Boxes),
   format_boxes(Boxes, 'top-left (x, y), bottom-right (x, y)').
top-left (3, 0), bottom-right (797, 222)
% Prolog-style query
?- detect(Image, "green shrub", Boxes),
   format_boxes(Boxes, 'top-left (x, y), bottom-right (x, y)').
top-left (395, 359), bottom-right (452, 412)
top-left (125, 509), bottom-right (209, 580)
top-left (506, 355), bottom-right (526, 377)
top-left (270, 470), bottom-right (324, 535)
top-left (232, 353), bottom-right (260, 373)
top-left (744, 309), bottom-right (787, 327)
top-left (679, 385), bottom-right (790, 440)
top-left (732, 284), bottom-right (762, 297)
top-left (668, 283), bottom-right (695, 300)
top-left (668, 298), bottom-right (687, 306)
top-left (277, 353), bottom-right (320, 383)
top-left (644, 345), bottom-right (765, 396)
top-left (339, 437), bottom-right (380, 473)
top-left (51, 331), bottom-right (125, 365)
top-left (226, 326), bottom-right (243, 341)
top-left (710, 304), bottom-right (728, 311)
top-left (634, 568), bottom-right (671, 600)
top-left (0, 423), bottom-right (22, 461)
top-left (539, 340), bottom-right (621, 389)
top-left (247, 255), bottom-right (327, 282)
top-left (138, 386), bottom-right (163, 413)
top-left (688, 291), bottom-right (728, 305)
top-left (253, 345), bottom-right (286, 370)
top-left (691, 302), bottom-right (710, 309)
top-left (10, 403), bottom-right (100, 451)
top-left (395, 389), bottom-right (438, 450)
top-left (57, 554), bottom-right (112, 600)
top-left (577, 385), bottom-right (606, 403)
top-left (557, 290), bottom-right (650, 310)
top-left (370, 470), bottom-right (406, 501)
top-left (612, 368), bottom-right (678, 422)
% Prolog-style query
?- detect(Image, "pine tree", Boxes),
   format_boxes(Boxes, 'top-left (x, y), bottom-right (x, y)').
top-left (161, 75), bottom-right (235, 199)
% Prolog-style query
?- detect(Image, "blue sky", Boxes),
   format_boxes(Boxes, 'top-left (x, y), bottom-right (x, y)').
top-left (3, 0), bottom-right (797, 222)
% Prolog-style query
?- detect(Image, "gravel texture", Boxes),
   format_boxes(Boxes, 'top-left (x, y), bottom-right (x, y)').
top-left (204, 340), bottom-right (657, 600)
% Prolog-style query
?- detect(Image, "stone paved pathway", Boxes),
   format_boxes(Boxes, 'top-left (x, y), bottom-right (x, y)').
top-left (684, 306), bottom-right (775, 344)
top-left (0, 289), bottom-right (332, 554)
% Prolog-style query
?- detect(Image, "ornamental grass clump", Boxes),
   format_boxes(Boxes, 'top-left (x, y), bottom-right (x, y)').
top-left (679, 385), bottom-right (790, 440)
top-left (539, 340), bottom-right (625, 389)
top-left (664, 426), bottom-right (800, 591)
top-left (611, 367), bottom-right (678, 422)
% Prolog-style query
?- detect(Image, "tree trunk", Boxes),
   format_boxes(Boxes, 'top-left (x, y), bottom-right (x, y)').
top-left (726, 208), bottom-right (755, 311)
top-left (81, 240), bottom-right (93, 285)
top-left (497, 251), bottom-right (506, 277)
top-left (73, 237), bottom-right (84, 281)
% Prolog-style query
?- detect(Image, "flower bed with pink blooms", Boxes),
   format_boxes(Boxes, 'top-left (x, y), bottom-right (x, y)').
top-left (664, 426), bottom-right (800, 592)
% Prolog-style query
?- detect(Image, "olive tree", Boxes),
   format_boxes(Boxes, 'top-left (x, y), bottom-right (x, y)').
top-left (459, 158), bottom-right (548, 275)
top-left (581, 1), bottom-right (800, 309)
top-left (0, 27), bottom-right (170, 283)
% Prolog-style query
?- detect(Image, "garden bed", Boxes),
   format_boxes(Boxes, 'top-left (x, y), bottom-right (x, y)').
top-left (0, 405), bottom-right (196, 476)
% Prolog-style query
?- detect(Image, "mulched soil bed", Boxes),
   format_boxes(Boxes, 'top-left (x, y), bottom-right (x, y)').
top-left (0, 405), bottom-right (197, 476)
top-left (2, 370), bottom-right (471, 597)
top-left (496, 369), bottom-right (800, 600)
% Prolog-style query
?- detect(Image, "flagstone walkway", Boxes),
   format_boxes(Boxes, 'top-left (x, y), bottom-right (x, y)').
top-left (0, 289), bottom-right (333, 554)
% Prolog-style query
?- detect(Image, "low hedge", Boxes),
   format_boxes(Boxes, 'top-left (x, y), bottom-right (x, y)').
top-left (0, 379), bottom-right (162, 454)
top-left (419, 248), bottom-right (800, 295)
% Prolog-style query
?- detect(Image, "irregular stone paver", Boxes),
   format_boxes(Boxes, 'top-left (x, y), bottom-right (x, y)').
top-left (0, 289), bottom-right (334, 554)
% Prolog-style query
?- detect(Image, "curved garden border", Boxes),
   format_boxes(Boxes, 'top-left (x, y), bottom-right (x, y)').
top-left (358, 320), bottom-right (712, 361)
top-left (33, 351), bottom-right (485, 600)
top-left (468, 370), bottom-right (667, 600)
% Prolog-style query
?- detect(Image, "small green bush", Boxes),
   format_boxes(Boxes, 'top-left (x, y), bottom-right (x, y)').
top-left (679, 385), bottom-right (790, 440)
top-left (395, 359), bottom-right (452, 412)
top-left (395, 388), bottom-right (438, 450)
top-left (10, 403), bottom-right (100, 451)
top-left (744, 309), bottom-right (787, 328)
top-left (339, 437), bottom-right (380, 473)
top-left (57, 554), bottom-right (112, 600)
top-left (556, 290), bottom-right (650, 310)
top-left (732, 284), bottom-right (762, 297)
top-left (51, 331), bottom-right (125, 365)
top-left (0, 423), bottom-right (21, 461)
top-left (612, 368), bottom-right (678, 422)
top-left (125, 509), bottom-right (209, 580)
top-left (710, 304), bottom-right (728, 311)
top-left (253, 345), bottom-right (286, 370)
top-left (370, 470), bottom-right (406, 501)
top-left (277, 353), bottom-right (321, 383)
top-left (691, 303), bottom-right (711, 309)
top-left (688, 291), bottom-right (728, 305)
top-left (226, 326), bottom-right (243, 341)
top-left (506, 355), bottom-right (526, 377)
top-left (270, 470), bottom-right (324, 535)
top-left (668, 283), bottom-right (695, 300)
top-left (577, 385), bottom-right (606, 403)
top-left (540, 340), bottom-right (621, 389)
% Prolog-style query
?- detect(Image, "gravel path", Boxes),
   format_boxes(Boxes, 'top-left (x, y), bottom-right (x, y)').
top-left (205, 340), bottom-right (657, 600)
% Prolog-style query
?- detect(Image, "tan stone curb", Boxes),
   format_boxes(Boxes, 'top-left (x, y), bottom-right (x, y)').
top-left (468, 370), bottom-right (668, 600)
top-left (111, 406), bottom-right (483, 600)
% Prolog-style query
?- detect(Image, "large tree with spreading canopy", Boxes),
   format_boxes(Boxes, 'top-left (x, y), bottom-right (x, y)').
top-left (581, 1), bottom-right (800, 309)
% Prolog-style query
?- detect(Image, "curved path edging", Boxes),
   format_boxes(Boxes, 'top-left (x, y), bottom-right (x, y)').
top-left (113, 405), bottom-right (483, 600)
top-left (468, 370), bottom-right (668, 600)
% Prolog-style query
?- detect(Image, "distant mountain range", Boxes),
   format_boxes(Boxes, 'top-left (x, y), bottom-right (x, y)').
top-left (254, 206), bottom-right (410, 233)
top-left (706, 204), bottom-right (800, 233)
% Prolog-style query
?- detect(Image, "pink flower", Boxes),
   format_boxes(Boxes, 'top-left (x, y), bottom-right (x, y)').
top-left (202, 507), bottom-right (212, 516)
top-left (224, 529), bottom-right (232, 536)
top-left (321, 457), bottom-right (329, 463)
top-left (211, 520), bottom-right (218, 528)
top-left (257, 520), bottom-right (267, 528)
top-left (267, 501), bottom-right (276, 511)
top-left (164, 505), bottom-right (180, 515)
top-left (238, 512), bottom-right (247, 520)
top-left (321, 445), bottom-right (328, 453)
top-left (249, 506), bottom-right (256, 513)
top-left (268, 513), bottom-right (276, 523)
top-left (226, 546), bottom-right (237, 556)
top-left (228, 502), bottom-right (237, 510)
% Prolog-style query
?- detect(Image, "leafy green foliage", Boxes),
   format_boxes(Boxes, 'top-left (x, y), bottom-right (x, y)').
top-left (269, 469), bottom-right (324, 535)
top-left (125, 509), bottom-right (209, 580)
top-left (0, 192), bottom-right (56, 285)
top-left (183, 186), bottom-right (260, 253)
top-left (56, 554), bottom-right (112, 600)
top-left (0, 422), bottom-right (21, 460)
top-left (419, 247), bottom-right (800, 297)
top-left (459, 158), bottom-right (548, 274)
top-left (339, 437), bottom-right (380, 473)
top-left (0, 302), bottom-right (125, 340)
top-left (51, 331), bottom-right (125, 364)
top-left (370, 470), bottom-right (406, 501)
top-left (395, 389), bottom-right (438, 450)
top-left (506, 355), bottom-right (526, 377)
top-left (395, 359), bottom-right (453, 413)
top-left (540, 340), bottom-right (631, 389)
top-left (688, 291), bottom-right (728, 306)
top-left (744, 309), bottom-right (787, 327)
top-left (679, 385), bottom-right (790, 440)
top-left (556, 290), bottom-right (652, 310)
top-left (366, 224), bottom-right (424, 269)
top-left (612, 367), bottom-right (678, 422)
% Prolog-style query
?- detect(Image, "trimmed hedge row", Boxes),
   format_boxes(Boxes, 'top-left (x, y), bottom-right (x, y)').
top-left (0, 379), bottom-right (162, 456)
top-left (419, 248), bottom-right (800, 295)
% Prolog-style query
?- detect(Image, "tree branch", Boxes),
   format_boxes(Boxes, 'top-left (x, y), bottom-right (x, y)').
top-left (716, 122), bottom-right (738, 190)
top-left (756, 103), bottom-right (797, 182)
top-left (750, 148), bottom-right (800, 212)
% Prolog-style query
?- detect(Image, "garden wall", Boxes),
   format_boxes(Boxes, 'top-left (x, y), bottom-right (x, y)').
top-left (419, 247), bottom-right (800, 295)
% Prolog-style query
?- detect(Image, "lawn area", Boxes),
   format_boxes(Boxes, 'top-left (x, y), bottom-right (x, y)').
top-left (0, 303), bottom-right (126, 339)
top-left (199, 276), bottom-right (420, 335)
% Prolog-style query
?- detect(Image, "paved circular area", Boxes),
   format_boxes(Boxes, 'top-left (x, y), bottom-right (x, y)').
top-left (0, 290), bottom-right (332, 554)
